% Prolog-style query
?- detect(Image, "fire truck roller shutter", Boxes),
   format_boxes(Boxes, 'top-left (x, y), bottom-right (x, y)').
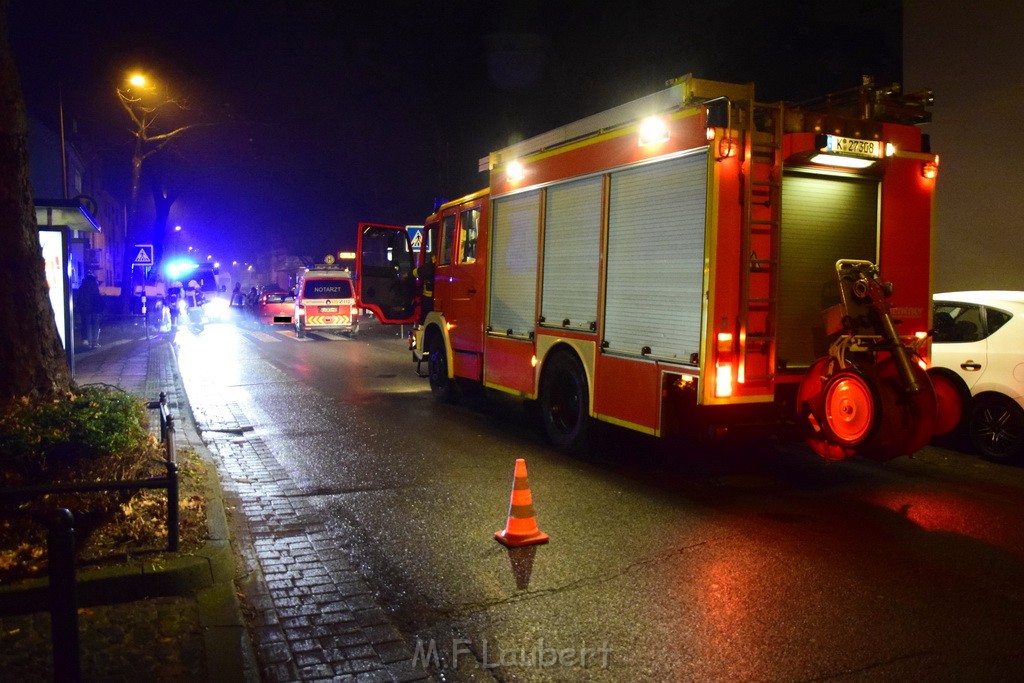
top-left (541, 176), bottom-right (603, 331)
top-left (490, 190), bottom-right (541, 338)
top-left (776, 172), bottom-right (879, 368)
top-left (604, 150), bottom-right (708, 361)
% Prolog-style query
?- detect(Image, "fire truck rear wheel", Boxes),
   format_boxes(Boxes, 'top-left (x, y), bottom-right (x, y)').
top-left (426, 333), bottom-right (456, 402)
top-left (540, 351), bottom-right (593, 455)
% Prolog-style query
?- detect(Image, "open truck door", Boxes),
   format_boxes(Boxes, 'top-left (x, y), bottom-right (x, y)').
top-left (355, 223), bottom-right (418, 324)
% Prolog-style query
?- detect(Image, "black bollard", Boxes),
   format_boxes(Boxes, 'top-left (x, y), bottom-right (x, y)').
top-left (167, 458), bottom-right (179, 552)
top-left (48, 508), bottom-right (81, 682)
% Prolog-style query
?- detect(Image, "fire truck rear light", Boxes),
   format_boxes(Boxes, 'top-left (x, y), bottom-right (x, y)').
top-left (717, 136), bottom-right (735, 158)
top-left (922, 155), bottom-right (939, 179)
top-left (639, 116), bottom-right (669, 146)
top-left (715, 363), bottom-right (733, 398)
top-left (716, 332), bottom-right (733, 353)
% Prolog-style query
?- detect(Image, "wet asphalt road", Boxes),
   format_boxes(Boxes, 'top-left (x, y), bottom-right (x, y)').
top-left (175, 317), bottom-right (1024, 681)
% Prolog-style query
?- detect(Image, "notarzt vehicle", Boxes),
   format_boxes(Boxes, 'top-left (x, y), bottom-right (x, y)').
top-left (294, 264), bottom-right (358, 338)
top-left (358, 74), bottom-right (959, 461)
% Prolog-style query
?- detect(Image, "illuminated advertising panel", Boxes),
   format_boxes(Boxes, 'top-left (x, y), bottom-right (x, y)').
top-left (39, 227), bottom-right (74, 373)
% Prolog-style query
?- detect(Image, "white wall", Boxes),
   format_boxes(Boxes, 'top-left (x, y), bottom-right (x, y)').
top-left (904, 0), bottom-right (1024, 292)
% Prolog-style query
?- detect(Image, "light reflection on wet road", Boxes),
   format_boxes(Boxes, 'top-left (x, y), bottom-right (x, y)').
top-left (177, 318), bottom-right (1024, 681)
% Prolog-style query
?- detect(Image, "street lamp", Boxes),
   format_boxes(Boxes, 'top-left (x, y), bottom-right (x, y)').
top-left (115, 68), bottom-right (205, 310)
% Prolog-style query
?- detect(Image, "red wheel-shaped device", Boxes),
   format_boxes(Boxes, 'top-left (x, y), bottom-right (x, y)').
top-left (822, 370), bottom-right (878, 446)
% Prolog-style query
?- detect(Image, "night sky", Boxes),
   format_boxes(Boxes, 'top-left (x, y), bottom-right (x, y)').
top-left (9, 1), bottom-right (902, 263)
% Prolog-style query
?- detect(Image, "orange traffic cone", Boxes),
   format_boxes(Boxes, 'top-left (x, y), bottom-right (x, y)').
top-left (495, 458), bottom-right (549, 547)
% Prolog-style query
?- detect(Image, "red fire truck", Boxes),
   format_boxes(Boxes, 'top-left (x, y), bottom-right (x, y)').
top-left (357, 75), bottom-right (962, 461)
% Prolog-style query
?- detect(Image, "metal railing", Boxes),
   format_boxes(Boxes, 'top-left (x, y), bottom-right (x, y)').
top-left (0, 393), bottom-right (181, 681)
top-left (1, 391), bottom-right (180, 551)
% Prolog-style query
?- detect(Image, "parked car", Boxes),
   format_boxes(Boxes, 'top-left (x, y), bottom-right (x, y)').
top-left (932, 291), bottom-right (1024, 461)
top-left (252, 290), bottom-right (296, 327)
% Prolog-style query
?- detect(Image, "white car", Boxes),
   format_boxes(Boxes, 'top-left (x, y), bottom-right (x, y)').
top-left (932, 291), bottom-right (1024, 461)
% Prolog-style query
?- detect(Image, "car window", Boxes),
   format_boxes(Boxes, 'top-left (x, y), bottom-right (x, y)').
top-left (933, 302), bottom-right (985, 342)
top-left (302, 279), bottom-right (352, 299)
top-left (986, 307), bottom-right (1012, 335)
top-left (266, 293), bottom-right (294, 304)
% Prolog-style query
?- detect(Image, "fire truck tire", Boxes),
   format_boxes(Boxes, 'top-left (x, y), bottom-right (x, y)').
top-left (968, 394), bottom-right (1024, 462)
top-left (540, 352), bottom-right (593, 455)
top-left (426, 332), bottom-right (456, 402)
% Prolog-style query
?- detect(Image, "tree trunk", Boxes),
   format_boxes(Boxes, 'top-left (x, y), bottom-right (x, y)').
top-left (117, 153), bottom-right (144, 314)
top-left (0, 1), bottom-right (74, 404)
top-left (151, 184), bottom-right (177, 266)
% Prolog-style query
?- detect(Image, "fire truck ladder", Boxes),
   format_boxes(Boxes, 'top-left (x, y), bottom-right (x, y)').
top-left (738, 99), bottom-right (784, 386)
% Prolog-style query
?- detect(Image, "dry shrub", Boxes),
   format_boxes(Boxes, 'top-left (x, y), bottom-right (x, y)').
top-left (0, 386), bottom-right (205, 581)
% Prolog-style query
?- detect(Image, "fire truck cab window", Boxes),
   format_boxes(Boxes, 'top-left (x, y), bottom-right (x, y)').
top-left (439, 214), bottom-right (456, 266)
top-left (459, 208), bottom-right (479, 263)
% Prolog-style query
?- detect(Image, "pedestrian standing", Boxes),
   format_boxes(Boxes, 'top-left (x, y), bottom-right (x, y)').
top-left (76, 273), bottom-right (103, 348)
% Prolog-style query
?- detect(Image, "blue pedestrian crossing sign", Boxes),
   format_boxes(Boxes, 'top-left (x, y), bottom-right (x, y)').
top-left (132, 244), bottom-right (154, 268)
top-left (406, 225), bottom-right (429, 253)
